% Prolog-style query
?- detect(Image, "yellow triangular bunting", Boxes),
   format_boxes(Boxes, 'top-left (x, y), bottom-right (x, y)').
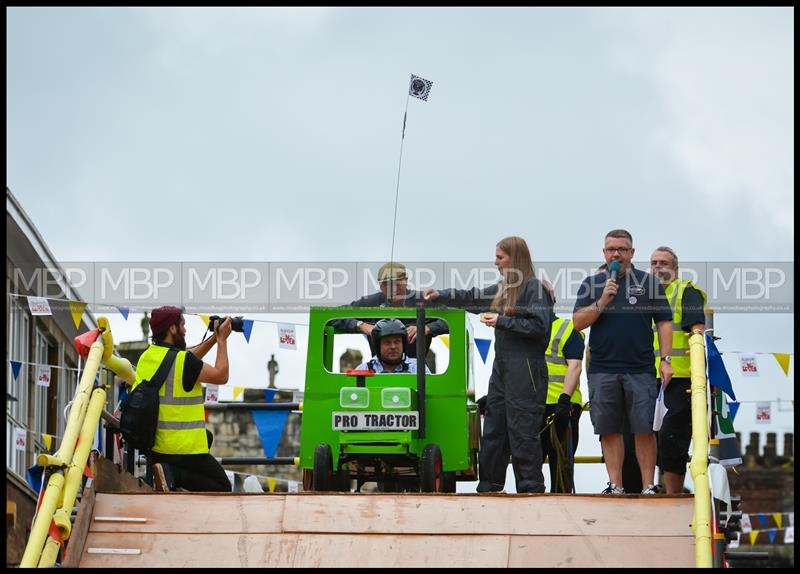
top-left (199, 314), bottom-right (211, 328)
top-left (749, 531), bottom-right (759, 545)
top-left (233, 386), bottom-right (245, 401)
top-left (773, 513), bottom-right (783, 528)
top-left (267, 477), bottom-right (277, 493)
top-left (772, 353), bottom-right (790, 376)
top-left (42, 433), bottom-right (53, 451)
top-left (439, 334), bottom-right (450, 349)
top-left (68, 301), bottom-right (88, 329)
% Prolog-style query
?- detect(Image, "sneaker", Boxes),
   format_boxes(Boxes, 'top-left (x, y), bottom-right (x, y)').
top-left (476, 481), bottom-right (506, 493)
top-left (153, 463), bottom-right (174, 492)
top-left (601, 482), bottom-right (625, 495)
top-left (641, 484), bottom-right (659, 495)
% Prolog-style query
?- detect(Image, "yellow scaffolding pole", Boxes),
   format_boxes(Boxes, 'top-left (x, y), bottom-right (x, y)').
top-left (20, 318), bottom-right (135, 568)
top-left (688, 330), bottom-right (713, 568)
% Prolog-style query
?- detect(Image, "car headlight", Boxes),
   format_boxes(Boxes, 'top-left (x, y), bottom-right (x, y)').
top-left (340, 387), bottom-right (369, 408)
top-left (381, 387), bottom-right (411, 409)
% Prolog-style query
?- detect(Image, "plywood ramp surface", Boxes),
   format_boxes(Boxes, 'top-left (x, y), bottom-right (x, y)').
top-left (78, 493), bottom-right (696, 567)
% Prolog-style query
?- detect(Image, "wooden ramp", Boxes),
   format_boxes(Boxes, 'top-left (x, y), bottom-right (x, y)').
top-left (69, 491), bottom-right (695, 567)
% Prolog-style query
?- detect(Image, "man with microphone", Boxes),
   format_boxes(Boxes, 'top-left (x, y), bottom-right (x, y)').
top-left (573, 229), bottom-right (673, 495)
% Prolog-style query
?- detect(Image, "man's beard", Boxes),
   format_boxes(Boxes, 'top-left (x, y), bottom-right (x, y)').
top-left (173, 333), bottom-right (187, 350)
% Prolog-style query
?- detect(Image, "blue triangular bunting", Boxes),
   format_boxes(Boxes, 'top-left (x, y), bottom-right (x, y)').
top-left (264, 388), bottom-right (277, 403)
top-left (251, 410), bottom-right (289, 459)
top-left (768, 528), bottom-right (777, 544)
top-left (242, 319), bottom-right (254, 343)
top-left (475, 338), bottom-right (491, 364)
top-left (11, 361), bottom-right (22, 381)
top-left (728, 401), bottom-right (740, 423)
top-left (116, 306), bottom-right (130, 320)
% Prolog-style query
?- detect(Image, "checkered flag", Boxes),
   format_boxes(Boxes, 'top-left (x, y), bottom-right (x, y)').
top-left (409, 74), bottom-right (433, 101)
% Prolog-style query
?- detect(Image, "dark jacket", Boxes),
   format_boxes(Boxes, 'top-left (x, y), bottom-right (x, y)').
top-left (439, 277), bottom-right (554, 354)
top-left (330, 289), bottom-right (449, 337)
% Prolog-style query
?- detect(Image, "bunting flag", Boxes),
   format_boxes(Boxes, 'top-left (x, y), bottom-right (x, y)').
top-left (73, 328), bottom-right (101, 357)
top-left (409, 74), bottom-right (433, 101)
top-left (199, 314), bottom-right (211, 328)
top-left (116, 306), bottom-right (130, 320)
top-left (439, 334), bottom-right (450, 349)
top-left (251, 410), bottom-right (290, 459)
top-left (11, 360), bottom-right (22, 381)
top-left (749, 531), bottom-right (760, 545)
top-left (706, 335), bottom-right (737, 401)
top-left (242, 319), bottom-right (254, 343)
top-left (233, 387), bottom-right (245, 401)
top-left (786, 526), bottom-right (794, 544)
top-left (768, 529), bottom-right (777, 544)
top-left (26, 464), bottom-right (44, 493)
top-left (267, 477), bottom-right (277, 493)
top-left (41, 433), bottom-right (54, 451)
top-left (728, 401), bottom-right (740, 423)
top-left (68, 301), bottom-right (87, 329)
top-left (774, 513), bottom-right (783, 529)
top-left (757, 514), bottom-right (768, 528)
top-left (475, 338), bottom-right (491, 364)
top-left (264, 389), bottom-right (277, 403)
top-left (772, 353), bottom-right (791, 376)
top-left (715, 391), bottom-right (742, 467)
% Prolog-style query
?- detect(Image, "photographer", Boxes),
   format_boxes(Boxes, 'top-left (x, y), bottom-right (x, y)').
top-left (136, 306), bottom-right (234, 492)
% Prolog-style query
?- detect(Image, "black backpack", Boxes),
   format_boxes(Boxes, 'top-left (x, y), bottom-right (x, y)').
top-left (120, 348), bottom-right (178, 451)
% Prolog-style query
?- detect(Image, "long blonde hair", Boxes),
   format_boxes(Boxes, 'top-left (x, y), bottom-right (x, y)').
top-left (491, 236), bottom-right (535, 316)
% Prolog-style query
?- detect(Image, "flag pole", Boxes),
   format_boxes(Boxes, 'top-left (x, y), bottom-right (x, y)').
top-left (389, 91), bottom-right (412, 269)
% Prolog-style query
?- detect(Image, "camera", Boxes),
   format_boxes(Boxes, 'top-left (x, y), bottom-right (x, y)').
top-left (208, 315), bottom-right (244, 333)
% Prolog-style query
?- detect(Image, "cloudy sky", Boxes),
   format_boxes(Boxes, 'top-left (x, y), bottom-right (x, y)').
top-left (7, 8), bottom-right (793, 491)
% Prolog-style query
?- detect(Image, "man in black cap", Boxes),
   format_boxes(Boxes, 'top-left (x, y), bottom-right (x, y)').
top-left (134, 306), bottom-right (234, 492)
top-left (331, 262), bottom-right (448, 361)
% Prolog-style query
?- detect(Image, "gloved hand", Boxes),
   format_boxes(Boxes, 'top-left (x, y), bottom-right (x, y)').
top-left (554, 393), bottom-right (571, 436)
top-left (476, 395), bottom-right (488, 415)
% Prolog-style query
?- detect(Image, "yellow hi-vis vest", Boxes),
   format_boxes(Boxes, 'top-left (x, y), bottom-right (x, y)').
top-left (132, 345), bottom-right (208, 455)
top-left (654, 279), bottom-right (708, 378)
top-left (545, 318), bottom-right (584, 406)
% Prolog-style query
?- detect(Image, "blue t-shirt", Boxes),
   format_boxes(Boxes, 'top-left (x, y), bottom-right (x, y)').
top-left (562, 329), bottom-right (585, 361)
top-left (574, 265), bottom-right (672, 374)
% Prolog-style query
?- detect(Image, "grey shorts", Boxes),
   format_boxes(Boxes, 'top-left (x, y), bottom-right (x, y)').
top-left (588, 372), bottom-right (659, 435)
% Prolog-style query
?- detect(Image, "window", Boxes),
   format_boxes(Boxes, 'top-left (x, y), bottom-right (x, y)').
top-left (7, 298), bottom-right (29, 476)
top-left (324, 318), bottom-right (450, 374)
top-left (33, 329), bottom-right (50, 451)
top-left (57, 343), bottom-right (78, 440)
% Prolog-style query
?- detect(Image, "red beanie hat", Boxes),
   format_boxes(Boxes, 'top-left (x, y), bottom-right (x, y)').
top-left (149, 306), bottom-right (183, 337)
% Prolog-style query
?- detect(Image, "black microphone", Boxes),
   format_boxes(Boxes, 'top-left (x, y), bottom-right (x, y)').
top-left (608, 261), bottom-right (621, 281)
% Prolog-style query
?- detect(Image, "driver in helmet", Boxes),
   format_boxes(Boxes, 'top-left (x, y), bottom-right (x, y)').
top-left (355, 318), bottom-right (431, 374)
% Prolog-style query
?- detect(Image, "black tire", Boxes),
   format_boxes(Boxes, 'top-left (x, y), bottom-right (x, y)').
top-left (312, 444), bottom-right (333, 491)
top-left (420, 443), bottom-right (444, 492)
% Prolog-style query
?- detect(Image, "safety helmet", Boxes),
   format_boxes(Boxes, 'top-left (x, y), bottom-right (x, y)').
top-left (371, 318), bottom-right (408, 358)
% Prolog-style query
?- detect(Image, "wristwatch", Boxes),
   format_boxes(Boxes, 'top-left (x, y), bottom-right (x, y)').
top-left (660, 355), bottom-right (672, 364)
top-left (356, 320), bottom-right (364, 330)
